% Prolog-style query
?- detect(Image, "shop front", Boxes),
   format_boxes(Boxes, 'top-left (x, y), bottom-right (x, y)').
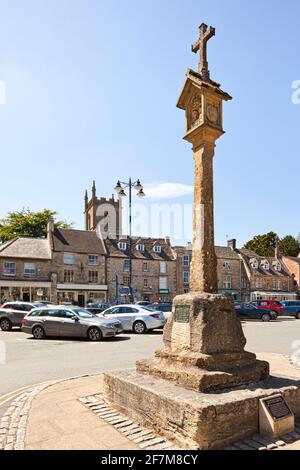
top-left (0, 280), bottom-right (52, 303)
top-left (250, 291), bottom-right (298, 302)
top-left (56, 284), bottom-right (108, 307)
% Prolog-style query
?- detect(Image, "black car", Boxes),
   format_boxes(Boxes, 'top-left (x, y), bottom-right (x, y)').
top-left (234, 303), bottom-right (277, 322)
top-left (85, 303), bottom-right (111, 314)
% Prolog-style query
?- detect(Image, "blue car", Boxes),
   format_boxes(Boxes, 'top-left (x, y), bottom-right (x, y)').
top-left (280, 300), bottom-right (300, 319)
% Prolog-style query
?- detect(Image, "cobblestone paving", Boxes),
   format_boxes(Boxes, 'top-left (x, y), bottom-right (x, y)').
top-left (79, 395), bottom-right (178, 451)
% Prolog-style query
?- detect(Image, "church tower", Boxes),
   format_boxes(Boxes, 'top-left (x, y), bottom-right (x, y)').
top-left (84, 181), bottom-right (122, 239)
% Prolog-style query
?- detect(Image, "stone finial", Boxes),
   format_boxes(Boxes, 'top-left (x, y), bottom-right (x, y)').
top-left (92, 180), bottom-right (96, 199)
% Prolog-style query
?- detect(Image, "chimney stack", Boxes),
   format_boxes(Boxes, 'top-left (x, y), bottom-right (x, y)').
top-left (227, 239), bottom-right (237, 251)
top-left (47, 218), bottom-right (55, 238)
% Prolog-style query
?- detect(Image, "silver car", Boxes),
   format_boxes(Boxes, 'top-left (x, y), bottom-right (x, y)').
top-left (22, 307), bottom-right (123, 341)
top-left (0, 302), bottom-right (43, 331)
top-left (100, 305), bottom-right (166, 334)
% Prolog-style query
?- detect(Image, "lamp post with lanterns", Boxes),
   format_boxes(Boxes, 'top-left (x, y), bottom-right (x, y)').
top-left (114, 178), bottom-right (146, 303)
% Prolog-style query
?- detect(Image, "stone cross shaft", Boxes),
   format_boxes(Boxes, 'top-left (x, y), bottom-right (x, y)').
top-left (190, 142), bottom-right (218, 293)
top-left (192, 23), bottom-right (215, 82)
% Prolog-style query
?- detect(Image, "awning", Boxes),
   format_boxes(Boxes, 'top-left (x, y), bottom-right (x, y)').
top-left (57, 284), bottom-right (107, 292)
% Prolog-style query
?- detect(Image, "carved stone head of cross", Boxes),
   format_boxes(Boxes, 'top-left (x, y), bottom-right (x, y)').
top-left (192, 23), bottom-right (215, 82)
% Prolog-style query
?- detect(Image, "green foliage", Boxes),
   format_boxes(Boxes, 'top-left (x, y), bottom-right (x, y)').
top-left (244, 232), bottom-right (300, 257)
top-left (278, 235), bottom-right (300, 257)
top-left (244, 232), bottom-right (279, 257)
top-left (0, 208), bottom-right (72, 242)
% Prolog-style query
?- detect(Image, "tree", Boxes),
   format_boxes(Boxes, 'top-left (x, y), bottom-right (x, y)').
top-left (278, 235), bottom-right (300, 257)
top-left (244, 232), bottom-right (279, 257)
top-left (0, 208), bottom-right (72, 243)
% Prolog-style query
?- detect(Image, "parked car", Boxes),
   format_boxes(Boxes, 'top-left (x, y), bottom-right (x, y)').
top-left (99, 304), bottom-right (166, 334)
top-left (251, 300), bottom-right (283, 315)
top-left (85, 303), bottom-right (111, 314)
top-left (33, 301), bottom-right (56, 308)
top-left (22, 306), bottom-right (123, 341)
top-left (0, 302), bottom-right (42, 331)
top-left (234, 302), bottom-right (277, 322)
top-left (280, 300), bottom-right (300, 319)
top-left (136, 301), bottom-right (152, 307)
top-left (149, 302), bottom-right (172, 320)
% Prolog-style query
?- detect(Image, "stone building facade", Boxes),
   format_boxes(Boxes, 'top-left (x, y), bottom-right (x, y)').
top-left (282, 256), bottom-right (300, 292)
top-left (0, 236), bottom-right (54, 303)
top-left (239, 248), bottom-right (297, 301)
top-left (174, 239), bottom-right (249, 301)
top-left (50, 224), bottom-right (107, 306)
top-left (105, 236), bottom-right (177, 304)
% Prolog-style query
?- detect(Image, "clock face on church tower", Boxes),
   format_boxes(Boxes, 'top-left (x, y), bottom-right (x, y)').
top-left (206, 104), bottom-right (219, 124)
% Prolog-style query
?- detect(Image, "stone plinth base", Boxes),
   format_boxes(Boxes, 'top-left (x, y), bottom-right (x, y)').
top-left (136, 292), bottom-right (269, 392)
top-left (136, 350), bottom-right (269, 393)
top-left (103, 370), bottom-right (300, 450)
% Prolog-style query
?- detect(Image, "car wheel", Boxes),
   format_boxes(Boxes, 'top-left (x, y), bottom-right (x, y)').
top-left (87, 327), bottom-right (102, 342)
top-left (296, 312), bottom-right (300, 320)
top-left (32, 325), bottom-right (46, 340)
top-left (133, 321), bottom-right (147, 334)
top-left (261, 313), bottom-right (271, 322)
top-left (0, 318), bottom-right (12, 331)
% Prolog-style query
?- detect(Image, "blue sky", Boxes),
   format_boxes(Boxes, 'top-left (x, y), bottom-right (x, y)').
top-left (0, 0), bottom-right (299, 247)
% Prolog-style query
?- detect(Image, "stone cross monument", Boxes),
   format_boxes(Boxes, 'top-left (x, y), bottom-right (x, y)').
top-left (136, 24), bottom-right (269, 392)
top-left (102, 25), bottom-right (300, 450)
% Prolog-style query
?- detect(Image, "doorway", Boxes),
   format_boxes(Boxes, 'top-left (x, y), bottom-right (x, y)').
top-left (78, 294), bottom-right (85, 307)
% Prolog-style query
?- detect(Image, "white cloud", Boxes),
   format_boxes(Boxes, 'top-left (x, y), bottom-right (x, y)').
top-left (144, 182), bottom-right (193, 200)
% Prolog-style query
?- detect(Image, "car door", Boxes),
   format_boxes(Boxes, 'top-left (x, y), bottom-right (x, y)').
top-left (118, 307), bottom-right (138, 330)
top-left (11, 304), bottom-right (28, 326)
top-left (41, 310), bottom-right (64, 337)
top-left (236, 303), bottom-right (247, 319)
top-left (55, 310), bottom-right (82, 338)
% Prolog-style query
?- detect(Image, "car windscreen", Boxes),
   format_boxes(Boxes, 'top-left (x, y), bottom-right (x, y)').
top-left (72, 308), bottom-right (96, 318)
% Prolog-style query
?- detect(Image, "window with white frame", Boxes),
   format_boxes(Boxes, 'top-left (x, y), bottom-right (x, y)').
top-left (118, 242), bottom-right (127, 251)
top-left (136, 244), bottom-right (145, 252)
top-left (3, 262), bottom-right (16, 276)
top-left (261, 260), bottom-right (270, 270)
top-left (255, 278), bottom-right (263, 289)
top-left (183, 271), bottom-right (190, 284)
top-left (183, 255), bottom-right (190, 267)
top-left (63, 253), bottom-right (75, 265)
top-left (143, 262), bottom-right (149, 272)
top-left (250, 258), bottom-right (259, 270)
top-left (223, 261), bottom-right (231, 270)
top-left (274, 262), bottom-right (281, 272)
top-left (88, 255), bottom-right (99, 266)
top-left (89, 271), bottom-right (98, 284)
top-left (124, 259), bottom-right (130, 272)
top-left (160, 261), bottom-right (167, 274)
top-left (159, 277), bottom-right (168, 290)
top-left (153, 245), bottom-right (161, 253)
top-left (64, 270), bottom-right (74, 283)
top-left (273, 279), bottom-right (281, 290)
top-left (24, 263), bottom-right (36, 276)
top-left (143, 278), bottom-right (148, 288)
top-left (223, 275), bottom-right (232, 289)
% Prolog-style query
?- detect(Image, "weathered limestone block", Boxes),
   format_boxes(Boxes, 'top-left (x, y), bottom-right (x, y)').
top-left (136, 293), bottom-right (269, 392)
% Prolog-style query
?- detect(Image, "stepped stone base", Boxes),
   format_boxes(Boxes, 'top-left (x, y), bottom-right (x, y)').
top-left (103, 370), bottom-right (300, 450)
top-left (136, 350), bottom-right (269, 393)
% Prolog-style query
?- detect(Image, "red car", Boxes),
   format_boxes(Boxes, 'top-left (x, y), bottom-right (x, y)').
top-left (251, 300), bottom-right (283, 315)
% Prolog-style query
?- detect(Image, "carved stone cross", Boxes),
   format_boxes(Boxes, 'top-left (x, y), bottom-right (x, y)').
top-left (192, 23), bottom-right (215, 82)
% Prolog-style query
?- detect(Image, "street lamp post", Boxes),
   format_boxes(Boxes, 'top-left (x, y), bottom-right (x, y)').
top-left (114, 177), bottom-right (145, 303)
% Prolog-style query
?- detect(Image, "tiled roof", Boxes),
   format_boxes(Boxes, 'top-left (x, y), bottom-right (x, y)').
top-left (215, 246), bottom-right (240, 260)
top-left (0, 237), bottom-right (51, 260)
top-left (105, 237), bottom-right (176, 261)
top-left (52, 229), bottom-right (106, 255)
top-left (283, 256), bottom-right (300, 265)
top-left (239, 249), bottom-right (290, 277)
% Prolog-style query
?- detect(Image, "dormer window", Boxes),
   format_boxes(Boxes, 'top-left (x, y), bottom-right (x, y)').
top-left (118, 242), bottom-right (127, 251)
top-left (273, 262), bottom-right (281, 272)
top-left (154, 245), bottom-right (161, 254)
top-left (250, 258), bottom-right (258, 270)
top-left (261, 260), bottom-right (270, 271)
top-left (136, 244), bottom-right (145, 252)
